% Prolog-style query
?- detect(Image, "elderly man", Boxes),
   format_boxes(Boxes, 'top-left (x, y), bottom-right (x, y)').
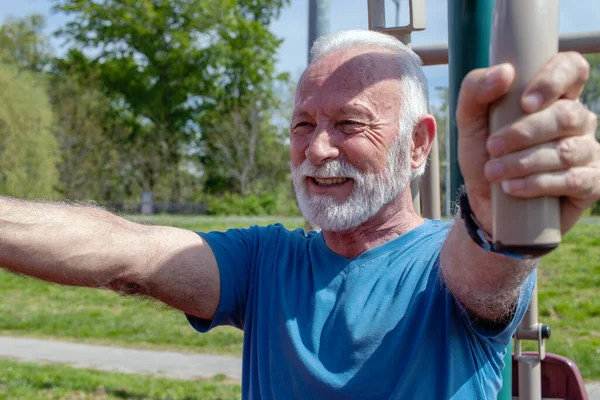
top-left (1, 30), bottom-right (599, 399)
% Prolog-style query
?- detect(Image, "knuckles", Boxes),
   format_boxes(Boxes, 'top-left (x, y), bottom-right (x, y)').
top-left (554, 100), bottom-right (585, 131)
top-left (567, 51), bottom-right (591, 82)
top-left (556, 136), bottom-right (580, 168)
top-left (499, 122), bottom-right (532, 153)
top-left (565, 169), bottom-right (589, 197)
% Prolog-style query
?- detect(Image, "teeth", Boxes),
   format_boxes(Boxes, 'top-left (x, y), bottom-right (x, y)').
top-left (313, 177), bottom-right (349, 186)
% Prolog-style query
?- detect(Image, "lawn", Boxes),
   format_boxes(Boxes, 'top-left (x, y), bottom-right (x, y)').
top-left (0, 359), bottom-right (240, 399)
top-left (0, 215), bottom-right (599, 380)
top-left (529, 221), bottom-right (600, 380)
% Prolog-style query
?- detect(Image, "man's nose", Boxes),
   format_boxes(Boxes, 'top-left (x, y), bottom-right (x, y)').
top-left (305, 126), bottom-right (339, 165)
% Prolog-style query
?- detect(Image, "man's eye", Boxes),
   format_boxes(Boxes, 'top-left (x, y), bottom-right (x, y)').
top-left (291, 122), bottom-right (314, 134)
top-left (342, 120), bottom-right (358, 125)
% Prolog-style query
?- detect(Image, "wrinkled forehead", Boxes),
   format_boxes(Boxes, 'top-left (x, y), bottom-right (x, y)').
top-left (296, 46), bottom-right (404, 103)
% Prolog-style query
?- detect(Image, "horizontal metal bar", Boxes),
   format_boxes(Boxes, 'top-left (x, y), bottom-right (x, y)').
top-left (412, 43), bottom-right (448, 66)
top-left (412, 31), bottom-right (600, 66)
top-left (558, 31), bottom-right (600, 54)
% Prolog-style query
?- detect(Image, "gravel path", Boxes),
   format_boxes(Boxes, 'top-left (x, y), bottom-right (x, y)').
top-left (0, 336), bottom-right (241, 381)
top-left (1, 335), bottom-right (598, 398)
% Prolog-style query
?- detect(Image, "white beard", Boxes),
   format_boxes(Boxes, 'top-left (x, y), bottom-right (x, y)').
top-left (292, 140), bottom-right (412, 232)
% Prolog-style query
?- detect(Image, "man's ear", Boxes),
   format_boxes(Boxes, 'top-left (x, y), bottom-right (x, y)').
top-left (411, 115), bottom-right (436, 171)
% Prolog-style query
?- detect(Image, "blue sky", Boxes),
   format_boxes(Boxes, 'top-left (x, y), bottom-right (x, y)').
top-left (1, 0), bottom-right (599, 106)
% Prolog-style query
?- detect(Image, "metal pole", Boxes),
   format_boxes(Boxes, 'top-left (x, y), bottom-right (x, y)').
top-left (393, 0), bottom-right (401, 26)
top-left (515, 283), bottom-right (543, 400)
top-left (412, 31), bottom-right (600, 66)
top-left (446, 1), bottom-right (513, 399)
top-left (367, 0), bottom-right (386, 29)
top-left (308, 0), bottom-right (330, 60)
top-left (447, 0), bottom-right (495, 211)
top-left (498, 344), bottom-right (514, 400)
top-left (559, 31), bottom-right (600, 53)
top-left (420, 137), bottom-right (441, 219)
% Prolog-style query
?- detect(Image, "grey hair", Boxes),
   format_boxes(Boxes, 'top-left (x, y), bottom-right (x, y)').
top-left (309, 30), bottom-right (430, 180)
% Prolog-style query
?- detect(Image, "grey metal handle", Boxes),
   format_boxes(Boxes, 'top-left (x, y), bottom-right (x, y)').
top-left (489, 0), bottom-right (562, 257)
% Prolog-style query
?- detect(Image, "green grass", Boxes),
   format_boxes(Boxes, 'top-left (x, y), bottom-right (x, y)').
top-left (0, 359), bottom-right (240, 399)
top-left (0, 215), bottom-right (599, 380)
top-left (525, 221), bottom-right (600, 381)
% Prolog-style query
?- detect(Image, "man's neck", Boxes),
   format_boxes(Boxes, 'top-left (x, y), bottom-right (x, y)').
top-left (321, 190), bottom-right (424, 259)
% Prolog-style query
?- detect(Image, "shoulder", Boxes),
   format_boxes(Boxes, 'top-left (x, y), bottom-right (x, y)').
top-left (423, 218), bottom-right (453, 237)
top-left (198, 223), bottom-right (315, 250)
top-left (396, 219), bottom-right (453, 254)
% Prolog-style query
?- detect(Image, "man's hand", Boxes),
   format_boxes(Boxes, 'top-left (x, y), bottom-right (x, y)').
top-left (457, 52), bottom-right (600, 235)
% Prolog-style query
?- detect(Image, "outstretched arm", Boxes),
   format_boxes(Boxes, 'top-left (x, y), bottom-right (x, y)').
top-left (0, 197), bottom-right (220, 319)
top-left (441, 53), bottom-right (600, 321)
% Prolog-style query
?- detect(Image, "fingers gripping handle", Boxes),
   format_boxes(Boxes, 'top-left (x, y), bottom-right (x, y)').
top-left (489, 0), bottom-right (561, 257)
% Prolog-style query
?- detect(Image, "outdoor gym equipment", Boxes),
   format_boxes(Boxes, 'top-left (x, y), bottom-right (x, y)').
top-left (489, 0), bottom-right (561, 258)
top-left (366, 0), bottom-right (598, 399)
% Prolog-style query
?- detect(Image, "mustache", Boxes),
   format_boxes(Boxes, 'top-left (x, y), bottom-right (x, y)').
top-left (292, 159), bottom-right (362, 179)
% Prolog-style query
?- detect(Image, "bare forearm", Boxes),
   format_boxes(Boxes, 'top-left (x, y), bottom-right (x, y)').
top-left (440, 217), bottom-right (538, 321)
top-left (0, 197), bottom-right (149, 288)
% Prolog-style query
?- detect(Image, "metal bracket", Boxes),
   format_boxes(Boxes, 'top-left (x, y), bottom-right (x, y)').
top-left (367, 0), bottom-right (426, 43)
top-left (514, 323), bottom-right (548, 362)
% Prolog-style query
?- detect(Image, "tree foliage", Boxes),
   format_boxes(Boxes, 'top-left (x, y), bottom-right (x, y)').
top-left (0, 4), bottom-right (298, 210)
top-left (47, 72), bottom-right (136, 201)
top-left (201, 98), bottom-right (290, 196)
top-left (0, 14), bottom-right (51, 72)
top-left (52, 0), bottom-right (290, 192)
top-left (0, 63), bottom-right (59, 198)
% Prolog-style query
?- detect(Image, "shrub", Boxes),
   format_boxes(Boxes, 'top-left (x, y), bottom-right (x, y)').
top-left (203, 190), bottom-right (300, 217)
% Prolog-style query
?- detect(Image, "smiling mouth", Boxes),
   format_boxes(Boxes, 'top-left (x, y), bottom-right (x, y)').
top-left (310, 177), bottom-right (351, 186)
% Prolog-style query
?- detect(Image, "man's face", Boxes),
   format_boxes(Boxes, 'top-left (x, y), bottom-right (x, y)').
top-left (290, 47), bottom-right (412, 231)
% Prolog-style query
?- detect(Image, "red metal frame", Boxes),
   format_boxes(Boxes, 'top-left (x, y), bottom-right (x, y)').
top-left (512, 353), bottom-right (588, 400)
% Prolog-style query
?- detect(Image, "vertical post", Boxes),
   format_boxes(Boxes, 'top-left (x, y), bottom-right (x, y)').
top-left (393, 0), bottom-right (401, 26)
top-left (420, 138), bottom-right (441, 219)
top-left (447, 2), bottom-right (512, 399)
top-left (367, 0), bottom-right (385, 29)
top-left (497, 344), bottom-right (514, 399)
top-left (516, 284), bottom-right (543, 400)
top-left (308, 0), bottom-right (330, 60)
top-left (447, 0), bottom-right (495, 210)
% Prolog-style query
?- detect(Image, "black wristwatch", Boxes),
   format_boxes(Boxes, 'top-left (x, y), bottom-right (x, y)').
top-left (458, 186), bottom-right (524, 259)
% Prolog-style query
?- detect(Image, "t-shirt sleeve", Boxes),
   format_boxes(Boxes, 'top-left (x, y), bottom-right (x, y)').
top-left (186, 227), bottom-right (259, 332)
top-left (457, 270), bottom-right (536, 349)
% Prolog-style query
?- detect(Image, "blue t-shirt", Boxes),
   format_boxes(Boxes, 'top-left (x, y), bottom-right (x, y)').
top-left (187, 219), bottom-right (534, 399)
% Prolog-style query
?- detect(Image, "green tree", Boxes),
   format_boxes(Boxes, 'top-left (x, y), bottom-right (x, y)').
top-left (201, 98), bottom-right (290, 196)
top-left (48, 72), bottom-right (138, 202)
top-left (0, 63), bottom-right (59, 198)
top-left (53, 0), bottom-right (290, 193)
top-left (0, 14), bottom-right (51, 72)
